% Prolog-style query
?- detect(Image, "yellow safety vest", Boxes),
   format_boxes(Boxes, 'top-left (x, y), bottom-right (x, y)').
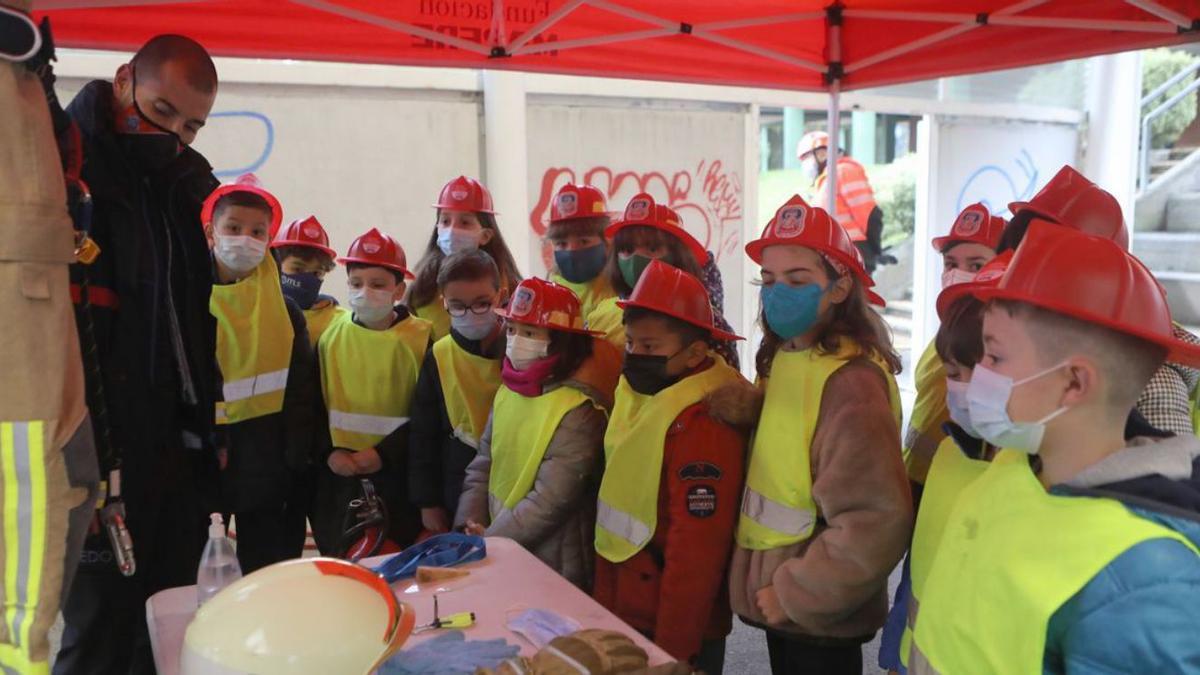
top-left (551, 272), bottom-right (616, 325)
top-left (318, 313), bottom-right (432, 451)
top-left (412, 295), bottom-right (451, 342)
top-left (587, 296), bottom-right (625, 352)
top-left (595, 356), bottom-right (742, 563)
top-left (736, 341), bottom-right (901, 550)
top-left (898, 436), bottom-right (989, 667)
top-left (210, 255), bottom-right (294, 425)
top-left (432, 334), bottom-right (503, 449)
top-left (303, 300), bottom-right (347, 349)
top-left (910, 449), bottom-right (1199, 675)
top-left (904, 340), bottom-right (948, 484)
top-left (487, 384), bottom-right (600, 517)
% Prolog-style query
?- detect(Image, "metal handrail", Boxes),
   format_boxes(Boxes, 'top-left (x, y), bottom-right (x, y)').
top-left (1140, 75), bottom-right (1200, 190)
top-left (1142, 59), bottom-right (1200, 108)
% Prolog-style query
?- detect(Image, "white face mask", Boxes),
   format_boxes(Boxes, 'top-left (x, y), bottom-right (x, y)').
top-left (437, 227), bottom-right (482, 256)
top-left (214, 234), bottom-right (267, 274)
top-left (506, 333), bottom-right (550, 371)
top-left (945, 378), bottom-right (979, 438)
top-left (801, 157), bottom-right (820, 182)
top-left (966, 363), bottom-right (1070, 454)
top-left (941, 268), bottom-right (978, 289)
top-left (452, 310), bottom-right (498, 341)
top-left (349, 287), bottom-right (395, 325)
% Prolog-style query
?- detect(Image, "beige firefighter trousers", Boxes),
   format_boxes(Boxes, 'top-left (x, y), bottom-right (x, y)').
top-left (0, 2), bottom-right (99, 671)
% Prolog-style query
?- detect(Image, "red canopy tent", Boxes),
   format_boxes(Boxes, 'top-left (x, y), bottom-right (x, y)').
top-left (33, 0), bottom-right (1200, 209)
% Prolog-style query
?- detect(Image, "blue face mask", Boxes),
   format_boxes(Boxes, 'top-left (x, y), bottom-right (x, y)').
top-left (761, 282), bottom-right (825, 341)
top-left (280, 272), bottom-right (323, 310)
top-left (553, 243), bottom-right (607, 284)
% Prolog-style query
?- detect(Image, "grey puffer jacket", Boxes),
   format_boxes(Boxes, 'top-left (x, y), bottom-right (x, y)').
top-left (456, 378), bottom-right (608, 590)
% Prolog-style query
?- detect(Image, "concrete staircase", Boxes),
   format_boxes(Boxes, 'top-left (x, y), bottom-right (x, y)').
top-left (1136, 146), bottom-right (1200, 325)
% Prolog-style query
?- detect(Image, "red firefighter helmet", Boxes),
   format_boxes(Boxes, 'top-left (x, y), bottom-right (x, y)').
top-left (271, 215), bottom-right (337, 258)
top-left (746, 195), bottom-right (873, 287)
top-left (433, 176), bottom-right (495, 214)
top-left (551, 183), bottom-right (609, 223)
top-left (338, 228), bottom-right (414, 279)
top-left (494, 277), bottom-right (600, 335)
top-left (932, 203), bottom-right (1006, 253)
top-left (200, 173), bottom-right (283, 237)
top-left (1008, 166), bottom-right (1128, 250)
top-left (604, 193), bottom-right (707, 267)
top-left (618, 259), bottom-right (741, 341)
top-left (974, 222), bottom-right (1200, 366)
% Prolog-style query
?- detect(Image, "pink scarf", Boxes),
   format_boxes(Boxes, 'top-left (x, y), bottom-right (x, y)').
top-left (501, 355), bottom-right (560, 397)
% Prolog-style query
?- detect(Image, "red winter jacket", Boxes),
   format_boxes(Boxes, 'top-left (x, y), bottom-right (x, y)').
top-left (593, 399), bottom-right (747, 664)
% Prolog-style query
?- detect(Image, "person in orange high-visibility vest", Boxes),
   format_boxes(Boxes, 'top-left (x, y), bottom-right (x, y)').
top-left (798, 131), bottom-right (890, 275)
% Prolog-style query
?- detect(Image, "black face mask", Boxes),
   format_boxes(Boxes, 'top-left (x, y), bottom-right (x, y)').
top-left (623, 351), bottom-right (684, 396)
top-left (116, 65), bottom-right (184, 172)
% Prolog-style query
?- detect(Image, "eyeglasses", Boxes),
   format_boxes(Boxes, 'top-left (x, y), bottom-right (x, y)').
top-left (445, 300), bottom-right (495, 317)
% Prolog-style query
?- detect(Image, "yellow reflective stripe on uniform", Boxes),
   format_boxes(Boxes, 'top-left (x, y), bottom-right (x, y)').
top-left (0, 643), bottom-right (48, 675)
top-left (840, 180), bottom-right (870, 193)
top-left (328, 410), bottom-right (408, 437)
top-left (836, 213), bottom-right (855, 224)
top-left (596, 500), bottom-right (652, 550)
top-left (0, 421), bottom-right (47, 668)
top-left (740, 485), bottom-right (815, 537)
top-left (222, 368), bottom-right (289, 403)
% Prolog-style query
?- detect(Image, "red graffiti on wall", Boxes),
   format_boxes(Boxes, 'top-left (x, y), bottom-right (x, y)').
top-left (529, 161), bottom-right (743, 269)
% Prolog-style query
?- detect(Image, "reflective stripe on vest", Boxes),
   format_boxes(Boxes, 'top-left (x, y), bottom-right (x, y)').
top-left (412, 296), bottom-right (451, 342)
top-left (595, 356), bottom-right (742, 562)
top-left (736, 340), bottom-right (901, 550)
top-left (328, 410), bottom-right (408, 437)
top-left (210, 255), bottom-right (294, 425)
top-left (903, 339), bottom-right (949, 484)
top-left (587, 296), bottom-right (625, 352)
top-left (433, 334), bottom-right (503, 450)
top-left (319, 313), bottom-right (432, 451)
top-left (488, 384), bottom-right (598, 516)
top-left (898, 436), bottom-right (988, 668)
top-left (910, 449), bottom-right (1200, 674)
top-left (551, 273), bottom-right (617, 326)
top-left (303, 301), bottom-right (347, 349)
top-left (816, 157), bottom-right (875, 241)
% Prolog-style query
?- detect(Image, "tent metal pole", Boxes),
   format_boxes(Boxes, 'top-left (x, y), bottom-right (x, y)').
top-left (827, 82), bottom-right (840, 217)
top-left (690, 30), bottom-right (825, 73)
top-left (826, 6), bottom-right (842, 218)
top-left (515, 28), bottom-right (677, 56)
top-left (846, 23), bottom-right (975, 73)
top-left (695, 12), bottom-right (825, 31)
top-left (987, 15), bottom-right (1175, 32)
top-left (288, 0), bottom-right (493, 54)
top-left (1125, 0), bottom-right (1194, 28)
top-left (492, 0), bottom-right (507, 48)
top-left (506, 0), bottom-right (586, 54)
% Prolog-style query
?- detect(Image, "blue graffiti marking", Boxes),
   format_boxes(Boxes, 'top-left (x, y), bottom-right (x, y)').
top-left (209, 110), bottom-right (274, 178)
top-left (956, 149), bottom-right (1039, 216)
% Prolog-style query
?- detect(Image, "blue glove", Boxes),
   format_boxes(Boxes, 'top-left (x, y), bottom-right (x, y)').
top-left (380, 631), bottom-right (519, 675)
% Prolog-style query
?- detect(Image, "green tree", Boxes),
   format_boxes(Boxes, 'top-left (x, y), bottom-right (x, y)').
top-left (1143, 48), bottom-right (1199, 149)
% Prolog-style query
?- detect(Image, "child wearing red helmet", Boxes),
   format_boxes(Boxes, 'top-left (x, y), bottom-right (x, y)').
top-left (592, 260), bottom-right (748, 671)
top-left (312, 228), bottom-right (431, 556)
top-left (999, 165), bottom-right (1200, 437)
top-left (271, 215), bottom-right (346, 348)
top-left (723, 195), bottom-right (911, 674)
top-left (909, 222), bottom-right (1200, 673)
top-left (905, 203), bottom-right (1005, 485)
top-left (407, 250), bottom-right (506, 535)
top-left (201, 174), bottom-right (316, 572)
top-left (456, 278), bottom-right (609, 589)
top-left (547, 183), bottom-right (616, 319)
top-left (407, 176), bottom-right (523, 341)
top-left (591, 193), bottom-right (739, 368)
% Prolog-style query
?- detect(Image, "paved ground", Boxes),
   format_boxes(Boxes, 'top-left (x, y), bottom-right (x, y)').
top-left (722, 565), bottom-right (899, 674)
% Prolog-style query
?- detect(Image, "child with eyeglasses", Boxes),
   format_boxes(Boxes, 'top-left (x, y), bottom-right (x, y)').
top-left (408, 250), bottom-right (507, 534)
